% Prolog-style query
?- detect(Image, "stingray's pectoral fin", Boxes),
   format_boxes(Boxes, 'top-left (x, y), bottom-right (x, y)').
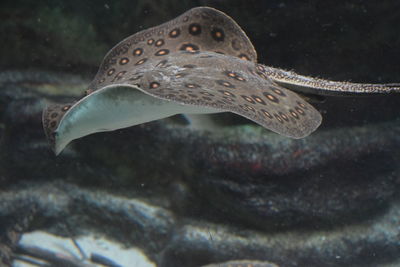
top-left (42, 102), bottom-right (73, 154)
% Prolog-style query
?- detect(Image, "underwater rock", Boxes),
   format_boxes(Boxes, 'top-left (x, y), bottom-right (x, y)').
top-left (181, 123), bottom-right (400, 229)
top-left (0, 181), bottom-right (174, 259)
top-left (201, 260), bottom-right (279, 267)
top-left (160, 199), bottom-right (400, 266)
top-left (0, 204), bottom-right (35, 267)
top-left (3, 180), bottom-right (400, 267)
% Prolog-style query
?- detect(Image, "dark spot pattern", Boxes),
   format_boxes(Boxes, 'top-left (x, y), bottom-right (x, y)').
top-left (119, 58), bottom-right (129, 65)
top-left (147, 39), bottom-right (154, 45)
top-left (211, 27), bottom-right (225, 41)
top-left (251, 95), bottom-right (266, 105)
top-left (257, 71), bottom-right (268, 80)
top-left (50, 121), bottom-right (57, 128)
top-left (155, 39), bottom-right (165, 47)
top-left (181, 50), bottom-right (201, 55)
top-left (261, 109), bottom-right (273, 119)
top-left (222, 96), bottom-right (236, 103)
top-left (244, 104), bottom-right (255, 112)
top-left (133, 48), bottom-right (143, 56)
top-left (295, 106), bottom-right (305, 115)
top-left (107, 68), bottom-right (115, 76)
top-left (241, 95), bottom-right (255, 104)
top-left (279, 112), bottom-right (289, 121)
top-left (272, 87), bottom-right (286, 96)
top-left (180, 43), bottom-right (200, 52)
top-left (51, 112), bottom-right (58, 119)
top-left (289, 109), bottom-right (300, 119)
top-left (200, 92), bottom-right (214, 96)
top-left (169, 28), bottom-right (181, 38)
top-left (256, 65), bottom-right (265, 72)
top-left (263, 92), bottom-right (279, 103)
top-left (112, 71), bottom-right (127, 81)
top-left (219, 90), bottom-right (236, 97)
top-left (175, 73), bottom-right (188, 78)
top-left (135, 58), bottom-right (148, 65)
top-left (155, 49), bottom-right (170, 56)
top-left (224, 71), bottom-right (246, 81)
top-left (188, 23), bottom-right (202, 35)
top-left (156, 60), bottom-right (168, 67)
top-left (239, 53), bottom-right (250, 61)
top-left (216, 80), bottom-right (235, 88)
top-left (297, 101), bottom-right (308, 109)
top-left (185, 83), bottom-right (200, 89)
top-left (274, 114), bottom-right (284, 123)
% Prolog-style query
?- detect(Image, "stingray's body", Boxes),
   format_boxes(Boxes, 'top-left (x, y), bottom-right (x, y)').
top-left (42, 7), bottom-right (400, 155)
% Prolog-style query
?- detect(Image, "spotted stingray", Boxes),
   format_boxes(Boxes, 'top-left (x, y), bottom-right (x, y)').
top-left (42, 7), bottom-right (400, 155)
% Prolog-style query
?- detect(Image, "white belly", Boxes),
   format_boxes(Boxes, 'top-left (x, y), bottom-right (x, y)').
top-left (54, 86), bottom-right (221, 154)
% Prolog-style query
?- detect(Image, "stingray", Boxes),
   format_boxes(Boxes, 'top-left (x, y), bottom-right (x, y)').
top-left (42, 7), bottom-right (400, 155)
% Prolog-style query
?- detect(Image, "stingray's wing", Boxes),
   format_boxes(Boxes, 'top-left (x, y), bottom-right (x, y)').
top-left (42, 102), bottom-right (74, 148)
top-left (114, 51), bottom-right (322, 138)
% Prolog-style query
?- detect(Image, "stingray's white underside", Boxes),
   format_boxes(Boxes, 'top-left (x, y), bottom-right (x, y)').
top-left (54, 85), bottom-right (221, 155)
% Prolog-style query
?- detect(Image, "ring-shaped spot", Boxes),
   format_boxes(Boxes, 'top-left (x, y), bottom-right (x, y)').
top-left (107, 68), bottom-right (115, 76)
top-left (179, 43), bottom-right (200, 52)
top-left (216, 80), bottom-right (235, 88)
top-left (251, 95), bottom-right (266, 105)
top-left (211, 27), bottom-right (225, 42)
top-left (147, 39), bottom-right (155, 45)
top-left (155, 39), bottom-right (165, 47)
top-left (263, 92), bottom-right (279, 103)
top-left (133, 48), bottom-right (143, 56)
top-left (135, 58), bottom-right (148, 65)
top-left (188, 23), bottom-right (202, 35)
top-left (155, 49), bottom-right (170, 56)
top-left (261, 109), bottom-right (273, 119)
top-left (241, 95), bottom-right (255, 104)
top-left (119, 57), bottom-right (129, 65)
top-left (239, 53), bottom-right (250, 61)
top-left (295, 106), bottom-right (305, 115)
top-left (169, 28), bottom-right (181, 38)
top-left (289, 109), bottom-right (300, 119)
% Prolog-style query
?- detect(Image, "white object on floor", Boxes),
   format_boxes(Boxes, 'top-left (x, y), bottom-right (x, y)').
top-left (13, 230), bottom-right (156, 267)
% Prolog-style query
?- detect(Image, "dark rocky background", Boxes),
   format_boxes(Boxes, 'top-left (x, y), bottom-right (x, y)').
top-left (1, 0), bottom-right (400, 266)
